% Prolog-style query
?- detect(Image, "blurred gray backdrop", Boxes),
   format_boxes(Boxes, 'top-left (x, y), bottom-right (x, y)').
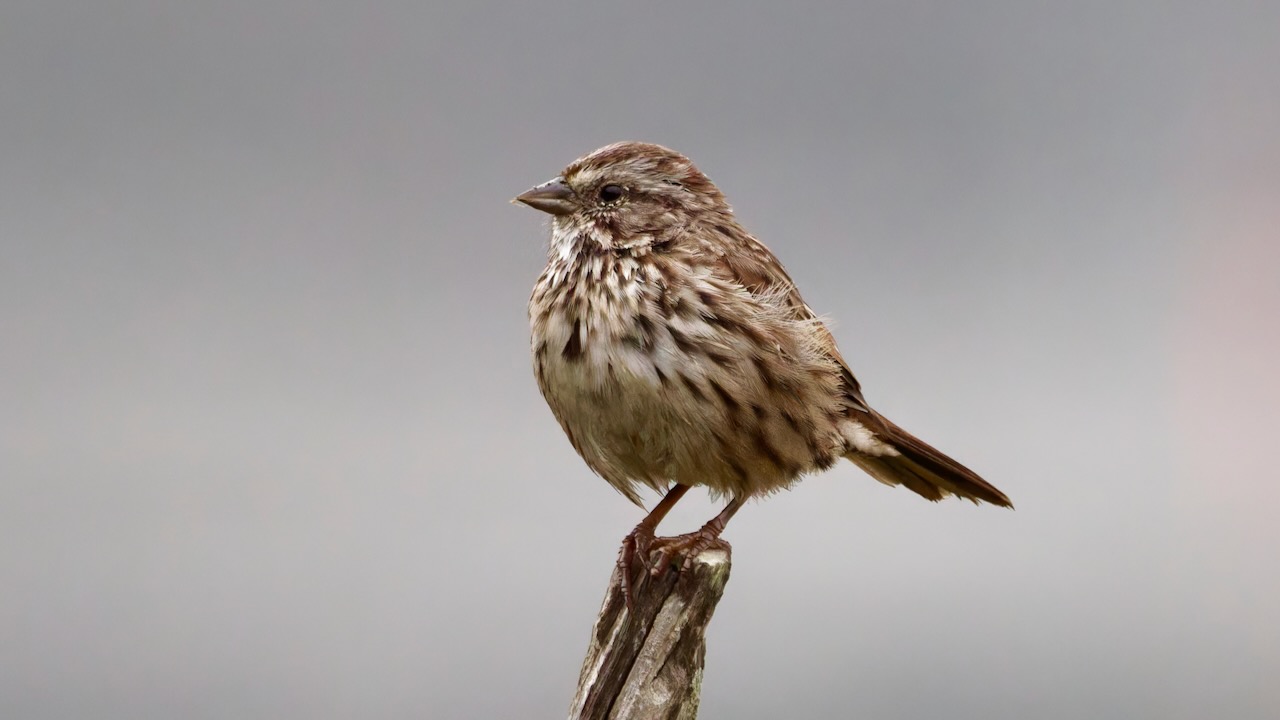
top-left (2, 2), bottom-right (1278, 718)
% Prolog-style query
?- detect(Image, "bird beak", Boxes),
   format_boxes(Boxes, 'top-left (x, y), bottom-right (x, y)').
top-left (512, 177), bottom-right (576, 216)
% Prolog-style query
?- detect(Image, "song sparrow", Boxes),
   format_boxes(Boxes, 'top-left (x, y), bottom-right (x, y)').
top-left (516, 142), bottom-right (1011, 603)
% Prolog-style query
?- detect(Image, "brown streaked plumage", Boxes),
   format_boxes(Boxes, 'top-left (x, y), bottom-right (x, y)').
top-left (516, 142), bottom-right (1011, 604)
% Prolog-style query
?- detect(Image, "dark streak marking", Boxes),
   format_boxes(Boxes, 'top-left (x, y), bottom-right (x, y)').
top-left (798, 423), bottom-right (827, 465)
top-left (674, 295), bottom-right (699, 319)
top-left (635, 313), bottom-right (657, 350)
top-left (753, 427), bottom-right (786, 471)
top-left (680, 373), bottom-right (707, 402)
top-left (706, 349), bottom-right (734, 367)
top-left (777, 373), bottom-right (802, 394)
top-left (563, 319), bottom-right (584, 361)
top-left (659, 293), bottom-right (680, 319)
top-left (752, 355), bottom-right (779, 390)
top-left (718, 315), bottom-right (768, 348)
top-left (636, 312), bottom-right (655, 337)
top-left (813, 452), bottom-right (837, 471)
top-left (669, 327), bottom-right (698, 354)
top-left (708, 378), bottom-right (740, 414)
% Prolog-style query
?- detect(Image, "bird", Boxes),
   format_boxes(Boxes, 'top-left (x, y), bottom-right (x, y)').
top-left (514, 141), bottom-right (1011, 603)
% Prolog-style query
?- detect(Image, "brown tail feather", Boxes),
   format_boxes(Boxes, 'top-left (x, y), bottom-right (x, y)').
top-left (844, 412), bottom-right (1012, 508)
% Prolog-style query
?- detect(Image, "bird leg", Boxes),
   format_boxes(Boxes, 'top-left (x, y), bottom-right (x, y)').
top-left (618, 483), bottom-right (691, 609)
top-left (650, 496), bottom-right (745, 577)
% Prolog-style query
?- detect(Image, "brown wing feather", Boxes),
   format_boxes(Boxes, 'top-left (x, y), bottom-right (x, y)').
top-left (697, 224), bottom-right (869, 410)
top-left (698, 223), bottom-right (1012, 508)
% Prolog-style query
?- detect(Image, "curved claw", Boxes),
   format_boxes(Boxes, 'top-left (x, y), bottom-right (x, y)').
top-left (648, 528), bottom-right (722, 577)
top-left (614, 490), bottom-right (740, 610)
top-left (617, 524), bottom-right (656, 609)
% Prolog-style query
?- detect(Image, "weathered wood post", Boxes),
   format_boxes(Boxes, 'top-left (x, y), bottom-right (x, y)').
top-left (568, 543), bottom-right (733, 720)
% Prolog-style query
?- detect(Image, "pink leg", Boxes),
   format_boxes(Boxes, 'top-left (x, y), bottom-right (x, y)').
top-left (617, 484), bottom-right (691, 608)
top-left (650, 496), bottom-right (745, 576)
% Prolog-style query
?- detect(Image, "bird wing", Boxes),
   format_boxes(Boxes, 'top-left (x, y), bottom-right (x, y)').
top-left (699, 227), bottom-right (1012, 507)
top-left (699, 228), bottom-right (871, 413)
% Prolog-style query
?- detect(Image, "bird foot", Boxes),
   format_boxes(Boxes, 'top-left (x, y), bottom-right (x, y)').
top-left (649, 526), bottom-right (729, 578)
top-left (617, 523), bottom-right (657, 609)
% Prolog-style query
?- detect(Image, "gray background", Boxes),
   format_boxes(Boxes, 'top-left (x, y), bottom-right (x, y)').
top-left (2, 2), bottom-right (1278, 718)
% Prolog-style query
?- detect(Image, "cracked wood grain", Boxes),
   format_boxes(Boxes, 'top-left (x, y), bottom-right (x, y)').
top-left (569, 543), bottom-right (732, 720)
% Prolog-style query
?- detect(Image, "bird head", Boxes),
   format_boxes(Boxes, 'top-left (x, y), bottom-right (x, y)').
top-left (513, 141), bottom-right (728, 251)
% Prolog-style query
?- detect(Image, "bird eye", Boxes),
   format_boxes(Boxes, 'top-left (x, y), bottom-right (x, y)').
top-left (598, 185), bottom-right (624, 203)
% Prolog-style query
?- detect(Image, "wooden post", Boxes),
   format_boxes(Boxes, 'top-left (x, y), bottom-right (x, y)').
top-left (568, 543), bottom-right (733, 720)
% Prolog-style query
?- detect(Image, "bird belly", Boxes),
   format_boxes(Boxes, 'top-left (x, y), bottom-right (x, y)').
top-left (536, 333), bottom-right (698, 500)
top-left (533, 300), bottom-right (844, 502)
